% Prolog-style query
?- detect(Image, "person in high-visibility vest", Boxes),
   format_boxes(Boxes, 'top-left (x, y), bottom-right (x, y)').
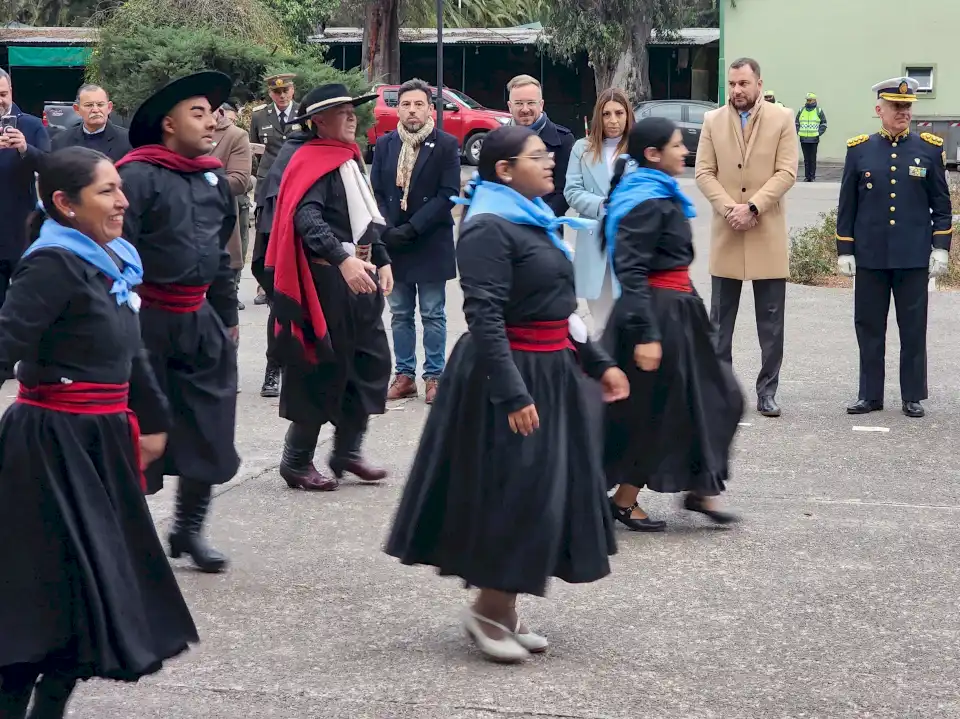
top-left (795, 92), bottom-right (827, 181)
top-left (763, 90), bottom-right (784, 107)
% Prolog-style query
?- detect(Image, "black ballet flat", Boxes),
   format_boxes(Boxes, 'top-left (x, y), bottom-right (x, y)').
top-left (609, 499), bottom-right (667, 532)
top-left (682, 493), bottom-right (739, 525)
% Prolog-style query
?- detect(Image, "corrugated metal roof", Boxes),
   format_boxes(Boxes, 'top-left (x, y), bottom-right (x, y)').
top-left (0, 26), bottom-right (98, 44)
top-left (313, 26), bottom-right (719, 47)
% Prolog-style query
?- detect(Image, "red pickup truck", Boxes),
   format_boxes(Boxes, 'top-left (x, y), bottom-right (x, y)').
top-left (366, 84), bottom-right (511, 165)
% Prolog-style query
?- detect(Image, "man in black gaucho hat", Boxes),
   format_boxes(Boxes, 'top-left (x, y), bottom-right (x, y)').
top-left (265, 83), bottom-right (393, 491)
top-left (116, 71), bottom-right (241, 573)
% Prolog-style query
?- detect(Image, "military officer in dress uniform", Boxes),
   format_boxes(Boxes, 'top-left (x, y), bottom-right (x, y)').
top-left (837, 77), bottom-right (953, 418)
top-left (249, 73), bottom-right (301, 396)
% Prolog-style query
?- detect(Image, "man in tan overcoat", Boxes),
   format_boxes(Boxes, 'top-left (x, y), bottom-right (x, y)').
top-left (695, 57), bottom-right (798, 418)
top-left (210, 102), bottom-right (252, 311)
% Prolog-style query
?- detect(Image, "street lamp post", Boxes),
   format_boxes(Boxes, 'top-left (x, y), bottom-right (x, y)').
top-left (436, 0), bottom-right (444, 131)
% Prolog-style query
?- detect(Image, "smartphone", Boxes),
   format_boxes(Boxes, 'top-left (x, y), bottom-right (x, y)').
top-left (0, 115), bottom-right (17, 133)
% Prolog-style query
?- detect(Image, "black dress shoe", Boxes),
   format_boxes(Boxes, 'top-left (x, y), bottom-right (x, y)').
top-left (254, 293), bottom-right (269, 306)
top-left (902, 401), bottom-right (925, 418)
top-left (846, 399), bottom-right (883, 414)
top-left (683, 493), bottom-right (739, 525)
top-left (757, 395), bottom-right (780, 417)
top-left (609, 498), bottom-right (666, 532)
top-left (260, 363), bottom-right (280, 398)
top-left (237, 299), bottom-right (245, 311)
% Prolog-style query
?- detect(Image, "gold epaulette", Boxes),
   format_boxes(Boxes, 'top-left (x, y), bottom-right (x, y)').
top-left (252, 104), bottom-right (268, 112)
top-left (921, 132), bottom-right (944, 147)
top-left (847, 134), bottom-right (869, 148)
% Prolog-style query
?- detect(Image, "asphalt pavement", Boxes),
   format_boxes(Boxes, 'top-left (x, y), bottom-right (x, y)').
top-left (26, 178), bottom-right (960, 718)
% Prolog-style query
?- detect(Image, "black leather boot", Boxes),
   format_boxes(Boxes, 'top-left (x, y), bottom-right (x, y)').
top-left (260, 361), bottom-right (280, 398)
top-left (329, 417), bottom-right (387, 482)
top-left (280, 423), bottom-right (337, 491)
top-left (169, 479), bottom-right (229, 573)
top-left (0, 665), bottom-right (39, 719)
top-left (26, 673), bottom-right (76, 719)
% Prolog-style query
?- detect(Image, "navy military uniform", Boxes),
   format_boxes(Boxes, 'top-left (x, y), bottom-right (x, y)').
top-left (837, 77), bottom-right (953, 417)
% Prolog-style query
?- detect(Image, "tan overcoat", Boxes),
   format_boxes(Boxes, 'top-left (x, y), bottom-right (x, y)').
top-left (695, 101), bottom-right (798, 280)
top-left (210, 122), bottom-right (252, 270)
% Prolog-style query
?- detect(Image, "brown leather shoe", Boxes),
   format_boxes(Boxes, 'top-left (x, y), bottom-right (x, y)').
top-left (424, 378), bottom-right (439, 405)
top-left (279, 463), bottom-right (339, 491)
top-left (387, 374), bottom-right (417, 400)
top-left (329, 456), bottom-right (388, 483)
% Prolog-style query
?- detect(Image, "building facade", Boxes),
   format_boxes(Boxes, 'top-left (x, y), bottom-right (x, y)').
top-left (721, 0), bottom-right (960, 163)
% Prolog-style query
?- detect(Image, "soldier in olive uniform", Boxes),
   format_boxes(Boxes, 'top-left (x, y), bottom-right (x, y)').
top-left (249, 73), bottom-right (300, 396)
top-left (837, 77), bottom-right (953, 419)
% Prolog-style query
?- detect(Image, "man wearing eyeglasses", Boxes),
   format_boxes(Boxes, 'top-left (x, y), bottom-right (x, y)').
top-left (51, 84), bottom-right (131, 163)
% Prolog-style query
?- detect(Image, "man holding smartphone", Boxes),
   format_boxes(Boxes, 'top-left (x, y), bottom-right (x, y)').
top-left (0, 69), bottom-right (50, 305)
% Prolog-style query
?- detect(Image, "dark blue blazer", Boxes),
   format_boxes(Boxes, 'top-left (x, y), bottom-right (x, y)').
top-left (0, 104), bottom-right (50, 260)
top-left (371, 128), bottom-right (459, 284)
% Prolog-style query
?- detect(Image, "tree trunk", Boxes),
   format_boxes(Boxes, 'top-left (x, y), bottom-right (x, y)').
top-left (592, 19), bottom-right (653, 105)
top-left (361, 0), bottom-right (401, 84)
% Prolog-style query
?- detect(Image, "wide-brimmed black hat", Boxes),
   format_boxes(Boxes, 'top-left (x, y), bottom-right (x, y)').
top-left (129, 71), bottom-right (233, 148)
top-left (290, 83), bottom-right (377, 124)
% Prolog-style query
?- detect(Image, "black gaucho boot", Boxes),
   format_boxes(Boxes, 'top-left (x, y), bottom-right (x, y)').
top-left (26, 673), bottom-right (76, 719)
top-left (329, 417), bottom-right (387, 483)
top-left (260, 361), bottom-right (280, 398)
top-left (169, 479), bottom-right (229, 573)
top-left (279, 423), bottom-right (338, 491)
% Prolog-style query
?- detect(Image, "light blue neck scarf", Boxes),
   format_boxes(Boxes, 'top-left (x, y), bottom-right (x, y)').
top-left (452, 176), bottom-right (594, 259)
top-left (24, 219), bottom-right (144, 312)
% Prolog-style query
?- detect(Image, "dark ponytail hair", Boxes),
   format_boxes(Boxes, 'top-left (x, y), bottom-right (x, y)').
top-left (600, 116), bottom-right (678, 250)
top-left (26, 146), bottom-right (112, 243)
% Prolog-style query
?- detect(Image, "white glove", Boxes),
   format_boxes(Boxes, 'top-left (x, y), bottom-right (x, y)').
top-left (929, 248), bottom-right (950, 278)
top-left (837, 255), bottom-right (856, 277)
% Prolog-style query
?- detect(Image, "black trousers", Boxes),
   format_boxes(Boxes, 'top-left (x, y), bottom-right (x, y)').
top-left (710, 276), bottom-right (785, 399)
top-left (286, 404), bottom-right (369, 462)
top-left (801, 142), bottom-right (819, 180)
top-left (264, 303), bottom-right (279, 367)
top-left (854, 268), bottom-right (928, 402)
top-left (0, 259), bottom-right (16, 308)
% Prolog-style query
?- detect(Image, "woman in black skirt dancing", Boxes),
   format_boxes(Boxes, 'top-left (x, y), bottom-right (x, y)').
top-left (386, 126), bottom-right (629, 663)
top-left (0, 147), bottom-right (198, 718)
top-left (603, 117), bottom-right (743, 530)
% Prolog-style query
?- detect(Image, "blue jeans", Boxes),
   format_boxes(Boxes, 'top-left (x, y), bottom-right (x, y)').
top-left (387, 281), bottom-right (447, 379)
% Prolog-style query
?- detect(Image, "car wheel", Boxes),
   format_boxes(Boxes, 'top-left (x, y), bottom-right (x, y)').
top-left (463, 133), bottom-right (486, 166)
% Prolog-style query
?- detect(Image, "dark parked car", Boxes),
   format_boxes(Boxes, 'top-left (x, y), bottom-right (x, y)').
top-left (634, 100), bottom-right (718, 165)
top-left (42, 102), bottom-right (81, 138)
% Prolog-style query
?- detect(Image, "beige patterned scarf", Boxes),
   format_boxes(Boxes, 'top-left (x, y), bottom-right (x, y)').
top-left (396, 116), bottom-right (435, 211)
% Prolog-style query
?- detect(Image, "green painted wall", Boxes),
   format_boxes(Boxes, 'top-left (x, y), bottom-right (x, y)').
top-left (722, 0), bottom-right (960, 162)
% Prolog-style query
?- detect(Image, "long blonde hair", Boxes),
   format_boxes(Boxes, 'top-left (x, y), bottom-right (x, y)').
top-left (585, 88), bottom-right (633, 164)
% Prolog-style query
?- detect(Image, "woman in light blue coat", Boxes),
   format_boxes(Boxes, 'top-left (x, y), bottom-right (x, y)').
top-left (564, 88), bottom-right (635, 332)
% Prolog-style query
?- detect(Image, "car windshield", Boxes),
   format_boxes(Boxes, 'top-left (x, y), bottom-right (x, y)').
top-left (444, 89), bottom-right (483, 109)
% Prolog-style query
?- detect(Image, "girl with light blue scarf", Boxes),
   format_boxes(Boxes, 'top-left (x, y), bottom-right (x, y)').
top-left (602, 118), bottom-right (744, 533)
top-left (387, 127), bottom-right (629, 665)
top-left (0, 147), bottom-right (197, 717)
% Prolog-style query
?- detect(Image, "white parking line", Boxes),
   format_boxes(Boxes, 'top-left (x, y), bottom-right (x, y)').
top-left (852, 426), bottom-right (890, 433)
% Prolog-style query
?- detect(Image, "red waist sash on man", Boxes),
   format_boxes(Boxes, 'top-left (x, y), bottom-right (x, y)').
top-left (648, 267), bottom-right (692, 293)
top-left (17, 382), bottom-right (146, 491)
top-left (506, 320), bottom-right (575, 352)
top-left (137, 282), bottom-right (210, 313)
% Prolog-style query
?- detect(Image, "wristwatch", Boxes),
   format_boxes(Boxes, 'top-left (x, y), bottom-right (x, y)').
top-left (748, 202), bottom-right (759, 216)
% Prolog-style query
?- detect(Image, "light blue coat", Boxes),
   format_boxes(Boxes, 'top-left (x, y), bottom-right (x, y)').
top-left (563, 137), bottom-right (612, 300)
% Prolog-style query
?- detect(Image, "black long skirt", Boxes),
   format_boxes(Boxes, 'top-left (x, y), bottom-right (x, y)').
top-left (0, 404), bottom-right (199, 680)
top-left (603, 288), bottom-right (744, 496)
top-left (385, 336), bottom-right (616, 597)
top-left (141, 303), bottom-right (240, 494)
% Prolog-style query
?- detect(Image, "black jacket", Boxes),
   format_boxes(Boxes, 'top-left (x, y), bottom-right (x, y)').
top-left (538, 116), bottom-right (575, 217)
top-left (0, 104), bottom-right (49, 261)
top-left (51, 122), bottom-right (132, 163)
top-left (371, 128), bottom-right (459, 284)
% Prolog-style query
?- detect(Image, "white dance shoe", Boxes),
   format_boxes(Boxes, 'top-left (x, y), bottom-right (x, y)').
top-left (461, 609), bottom-right (529, 663)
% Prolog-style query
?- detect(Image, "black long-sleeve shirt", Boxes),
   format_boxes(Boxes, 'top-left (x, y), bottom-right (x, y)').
top-left (0, 248), bottom-right (171, 434)
top-left (118, 162), bottom-right (239, 328)
top-left (457, 214), bottom-right (614, 412)
top-left (612, 198), bottom-right (695, 345)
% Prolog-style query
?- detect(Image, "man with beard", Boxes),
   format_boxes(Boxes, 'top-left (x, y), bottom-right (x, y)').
top-left (371, 78), bottom-right (459, 404)
top-left (506, 74), bottom-right (574, 216)
top-left (116, 72), bottom-right (240, 573)
top-left (51, 84), bottom-right (131, 162)
top-left (837, 77), bottom-right (952, 419)
top-left (267, 83), bottom-right (393, 491)
top-left (696, 57), bottom-right (797, 418)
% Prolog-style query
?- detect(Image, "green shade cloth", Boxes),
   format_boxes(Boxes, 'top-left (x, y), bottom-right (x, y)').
top-left (8, 46), bottom-right (92, 67)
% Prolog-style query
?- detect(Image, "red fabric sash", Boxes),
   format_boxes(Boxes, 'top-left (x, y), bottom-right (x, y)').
top-left (137, 282), bottom-right (210, 313)
top-left (648, 267), bottom-right (692, 292)
top-left (17, 382), bottom-right (146, 491)
top-left (115, 144), bottom-right (223, 173)
top-left (506, 320), bottom-right (575, 352)
top-left (266, 138), bottom-right (363, 365)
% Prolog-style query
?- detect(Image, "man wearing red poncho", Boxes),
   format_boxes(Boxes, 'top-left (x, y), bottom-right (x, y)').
top-left (266, 83), bottom-right (393, 491)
